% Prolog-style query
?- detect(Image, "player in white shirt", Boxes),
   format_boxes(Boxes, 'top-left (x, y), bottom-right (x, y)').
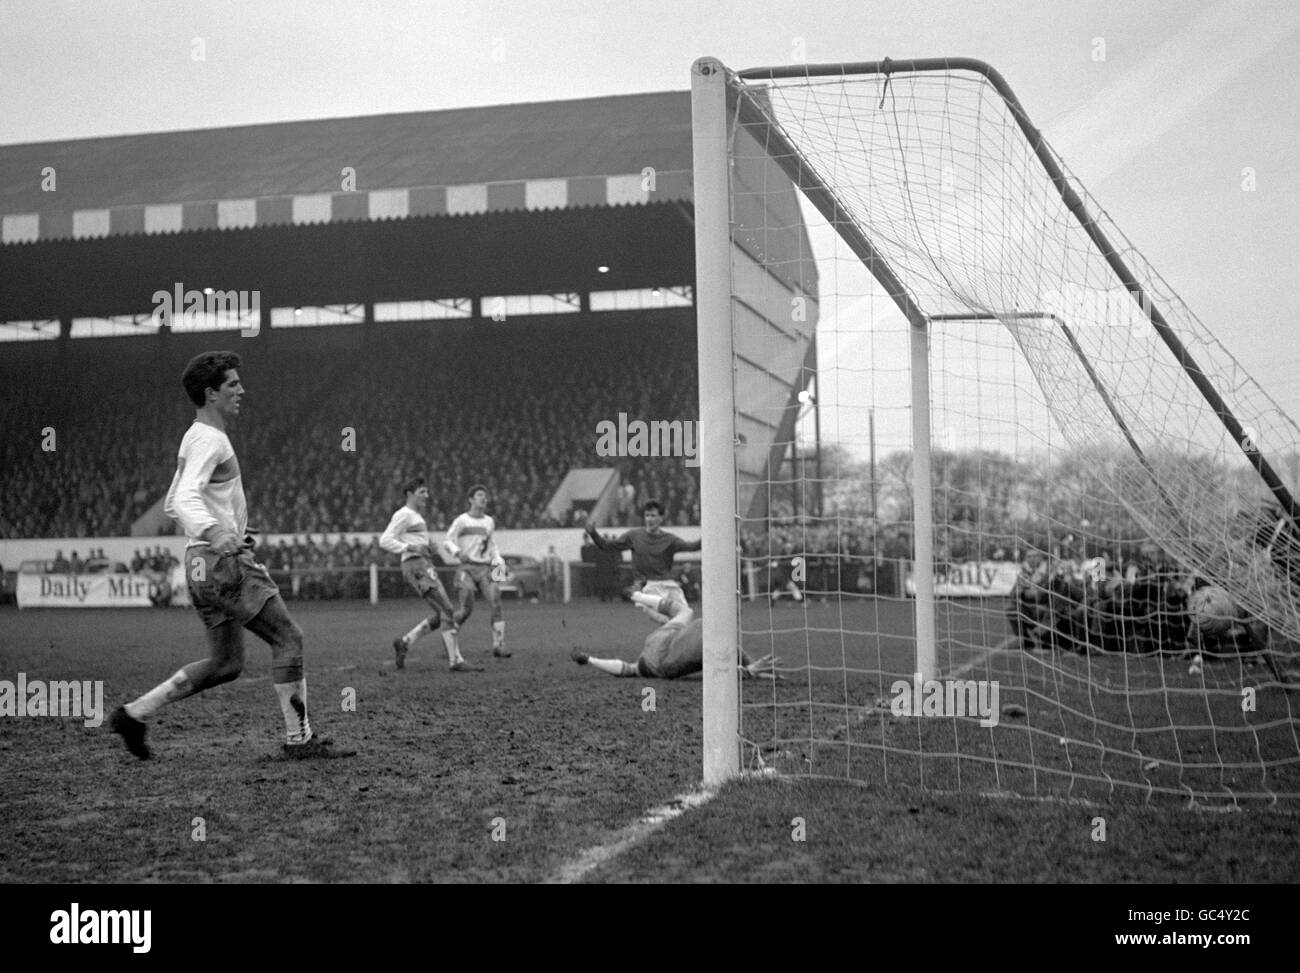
top-left (380, 477), bottom-right (481, 672)
top-left (108, 351), bottom-right (353, 761)
top-left (445, 484), bottom-right (509, 658)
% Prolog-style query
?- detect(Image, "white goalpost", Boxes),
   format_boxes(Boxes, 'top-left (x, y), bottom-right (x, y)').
top-left (693, 56), bottom-right (1300, 805)
top-left (691, 58), bottom-right (741, 785)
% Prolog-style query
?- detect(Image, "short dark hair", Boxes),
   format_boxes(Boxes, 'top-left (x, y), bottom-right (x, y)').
top-left (402, 476), bottom-right (426, 496)
top-left (643, 500), bottom-right (664, 516)
top-left (468, 484), bottom-right (488, 498)
top-left (182, 351), bottom-right (241, 407)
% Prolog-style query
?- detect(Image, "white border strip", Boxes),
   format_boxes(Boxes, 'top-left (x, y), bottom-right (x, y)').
top-left (546, 786), bottom-right (718, 884)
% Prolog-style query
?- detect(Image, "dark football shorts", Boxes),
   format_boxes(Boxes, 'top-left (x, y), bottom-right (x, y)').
top-left (402, 556), bottom-right (455, 606)
top-left (187, 546), bottom-right (279, 629)
top-left (456, 562), bottom-right (494, 590)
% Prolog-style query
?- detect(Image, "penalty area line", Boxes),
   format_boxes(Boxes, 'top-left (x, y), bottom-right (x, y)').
top-left (546, 786), bottom-right (718, 884)
top-left (949, 634), bottom-right (1022, 679)
top-left (831, 634), bottom-right (1021, 732)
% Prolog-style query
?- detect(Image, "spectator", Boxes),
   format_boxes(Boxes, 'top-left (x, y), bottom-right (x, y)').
top-left (617, 482), bottom-right (636, 526)
top-left (542, 545), bottom-right (563, 603)
top-left (584, 534), bottom-right (623, 603)
top-left (2, 315), bottom-right (705, 537)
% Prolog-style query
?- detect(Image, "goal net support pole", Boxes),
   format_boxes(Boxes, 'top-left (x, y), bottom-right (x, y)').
top-left (910, 322), bottom-right (938, 683)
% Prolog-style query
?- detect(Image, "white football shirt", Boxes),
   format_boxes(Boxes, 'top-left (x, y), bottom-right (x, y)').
top-left (164, 421), bottom-right (248, 548)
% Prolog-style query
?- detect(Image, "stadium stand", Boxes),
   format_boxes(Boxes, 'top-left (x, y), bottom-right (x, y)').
top-left (0, 310), bottom-right (701, 538)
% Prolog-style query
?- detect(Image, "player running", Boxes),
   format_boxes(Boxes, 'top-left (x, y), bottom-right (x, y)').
top-left (109, 351), bottom-right (354, 760)
top-left (570, 598), bottom-right (779, 680)
top-left (445, 484), bottom-right (509, 658)
top-left (584, 499), bottom-right (701, 623)
top-left (380, 477), bottom-right (481, 672)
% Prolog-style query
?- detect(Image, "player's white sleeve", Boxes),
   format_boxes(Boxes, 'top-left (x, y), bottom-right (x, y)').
top-left (486, 517), bottom-right (503, 565)
top-left (167, 436), bottom-right (224, 540)
top-left (444, 515), bottom-right (465, 560)
top-left (379, 508), bottom-right (412, 555)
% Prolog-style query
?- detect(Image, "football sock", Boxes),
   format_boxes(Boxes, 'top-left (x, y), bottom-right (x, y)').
top-left (125, 669), bottom-right (193, 721)
top-left (274, 679), bottom-right (312, 744)
top-left (630, 591), bottom-right (665, 612)
top-left (441, 629), bottom-right (461, 664)
top-left (492, 620), bottom-right (505, 651)
top-left (588, 657), bottom-right (637, 677)
top-left (404, 619), bottom-right (432, 645)
top-left (632, 591), bottom-right (671, 623)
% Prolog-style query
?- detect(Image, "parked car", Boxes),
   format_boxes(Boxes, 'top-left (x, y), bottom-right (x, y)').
top-left (497, 555), bottom-right (542, 599)
top-left (83, 557), bottom-right (130, 574)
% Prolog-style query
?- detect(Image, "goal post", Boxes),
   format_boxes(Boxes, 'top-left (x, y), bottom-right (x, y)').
top-left (692, 58), bottom-right (740, 785)
top-left (692, 56), bottom-right (1300, 803)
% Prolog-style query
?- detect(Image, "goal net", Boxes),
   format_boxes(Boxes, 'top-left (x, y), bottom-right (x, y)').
top-left (691, 57), bottom-right (1300, 805)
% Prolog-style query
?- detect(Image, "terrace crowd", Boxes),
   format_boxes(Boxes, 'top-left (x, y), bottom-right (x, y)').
top-left (0, 314), bottom-right (700, 539)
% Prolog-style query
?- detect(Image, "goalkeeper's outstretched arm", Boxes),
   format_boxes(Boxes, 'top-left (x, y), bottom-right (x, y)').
top-left (740, 652), bottom-right (782, 680)
top-left (584, 522), bottom-right (631, 551)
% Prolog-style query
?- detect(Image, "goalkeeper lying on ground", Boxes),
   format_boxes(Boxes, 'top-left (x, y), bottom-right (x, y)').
top-left (571, 597), bottom-right (779, 680)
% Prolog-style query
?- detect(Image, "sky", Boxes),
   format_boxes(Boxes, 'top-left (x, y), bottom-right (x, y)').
top-left (2, 0), bottom-right (1297, 459)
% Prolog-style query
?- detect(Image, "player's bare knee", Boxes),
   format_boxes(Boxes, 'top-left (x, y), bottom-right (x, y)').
top-left (270, 621), bottom-right (305, 665)
top-left (668, 603), bottom-right (694, 625)
top-left (204, 640), bottom-right (245, 684)
top-left (211, 657), bottom-right (244, 684)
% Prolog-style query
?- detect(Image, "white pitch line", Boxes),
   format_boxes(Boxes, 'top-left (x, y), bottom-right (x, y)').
top-left (948, 634), bottom-right (1022, 679)
top-left (546, 786), bottom-right (718, 884)
top-left (833, 634), bottom-right (1022, 728)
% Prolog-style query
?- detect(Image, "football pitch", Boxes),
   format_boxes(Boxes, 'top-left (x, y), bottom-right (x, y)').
top-left (1, 597), bottom-right (1296, 883)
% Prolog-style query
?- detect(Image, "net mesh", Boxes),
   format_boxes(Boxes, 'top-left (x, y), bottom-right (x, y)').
top-left (722, 63), bottom-right (1300, 804)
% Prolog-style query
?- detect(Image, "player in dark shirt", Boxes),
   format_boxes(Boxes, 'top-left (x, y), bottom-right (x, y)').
top-left (584, 499), bottom-right (700, 622)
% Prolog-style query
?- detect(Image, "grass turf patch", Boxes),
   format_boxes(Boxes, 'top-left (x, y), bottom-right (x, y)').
top-left (581, 775), bottom-right (1300, 883)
